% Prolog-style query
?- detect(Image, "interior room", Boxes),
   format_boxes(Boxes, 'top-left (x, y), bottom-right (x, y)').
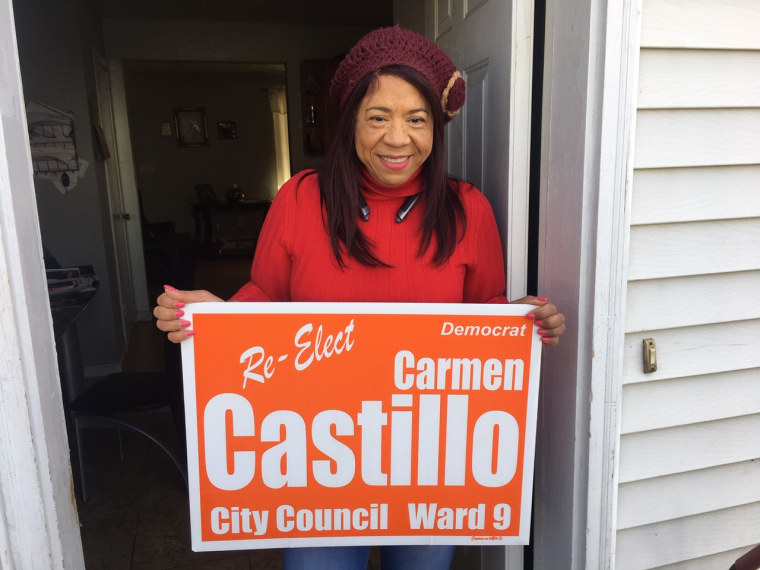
top-left (11, 0), bottom-right (487, 568)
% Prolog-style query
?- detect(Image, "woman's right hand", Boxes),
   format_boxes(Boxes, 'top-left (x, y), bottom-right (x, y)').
top-left (154, 285), bottom-right (224, 343)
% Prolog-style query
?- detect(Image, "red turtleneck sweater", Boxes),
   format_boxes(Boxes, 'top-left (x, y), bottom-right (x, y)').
top-left (230, 169), bottom-right (508, 304)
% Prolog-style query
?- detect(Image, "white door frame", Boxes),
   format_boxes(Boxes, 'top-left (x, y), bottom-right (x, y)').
top-left (0, 0), bottom-right (84, 566)
top-left (534, 0), bottom-right (640, 568)
top-left (505, 0), bottom-right (535, 301)
top-left (93, 49), bottom-right (135, 343)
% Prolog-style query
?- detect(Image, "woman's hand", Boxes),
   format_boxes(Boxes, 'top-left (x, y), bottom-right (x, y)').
top-left (154, 285), bottom-right (224, 343)
top-left (511, 295), bottom-right (566, 346)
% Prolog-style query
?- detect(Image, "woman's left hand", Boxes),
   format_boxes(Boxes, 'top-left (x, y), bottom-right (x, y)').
top-left (511, 295), bottom-right (566, 346)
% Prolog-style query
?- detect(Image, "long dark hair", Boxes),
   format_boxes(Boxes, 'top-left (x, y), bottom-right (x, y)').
top-left (313, 64), bottom-right (466, 268)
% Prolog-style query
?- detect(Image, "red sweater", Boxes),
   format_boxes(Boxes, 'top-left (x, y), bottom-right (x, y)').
top-left (230, 169), bottom-right (508, 304)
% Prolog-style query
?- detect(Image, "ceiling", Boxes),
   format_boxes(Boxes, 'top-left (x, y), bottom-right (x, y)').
top-left (91, 0), bottom-right (394, 26)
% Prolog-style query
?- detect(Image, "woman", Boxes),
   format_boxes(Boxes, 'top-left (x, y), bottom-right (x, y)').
top-left (155, 26), bottom-right (565, 570)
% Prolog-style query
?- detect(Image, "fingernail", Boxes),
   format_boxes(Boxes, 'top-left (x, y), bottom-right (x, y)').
top-left (164, 284), bottom-right (177, 291)
top-left (525, 313), bottom-right (535, 319)
top-left (185, 330), bottom-right (195, 337)
top-left (174, 302), bottom-right (186, 309)
top-left (536, 296), bottom-right (548, 302)
top-left (538, 328), bottom-right (548, 335)
top-left (535, 319), bottom-right (543, 326)
top-left (180, 320), bottom-right (191, 328)
top-left (541, 336), bottom-right (551, 343)
top-left (175, 310), bottom-right (185, 318)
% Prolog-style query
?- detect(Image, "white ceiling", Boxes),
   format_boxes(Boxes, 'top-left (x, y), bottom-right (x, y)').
top-left (92, 0), bottom-right (394, 26)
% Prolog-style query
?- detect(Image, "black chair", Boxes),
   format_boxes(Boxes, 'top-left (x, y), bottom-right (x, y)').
top-left (68, 241), bottom-right (198, 503)
top-left (69, 362), bottom-right (188, 502)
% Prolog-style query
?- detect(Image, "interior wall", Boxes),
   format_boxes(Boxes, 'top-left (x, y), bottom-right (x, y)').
top-left (102, 19), bottom-right (378, 174)
top-left (125, 68), bottom-right (283, 236)
top-left (9, 12), bottom-right (382, 374)
top-left (13, 0), bottom-right (124, 372)
top-left (393, 0), bottom-right (425, 31)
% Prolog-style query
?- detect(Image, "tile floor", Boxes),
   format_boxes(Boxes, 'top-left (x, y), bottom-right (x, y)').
top-left (74, 257), bottom-right (484, 569)
top-left (77, 257), bottom-right (280, 569)
top-left (75, 322), bottom-right (283, 569)
top-left (76, 406), bottom-right (283, 569)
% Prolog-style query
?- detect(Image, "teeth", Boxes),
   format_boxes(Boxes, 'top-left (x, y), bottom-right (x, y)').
top-left (382, 156), bottom-right (408, 164)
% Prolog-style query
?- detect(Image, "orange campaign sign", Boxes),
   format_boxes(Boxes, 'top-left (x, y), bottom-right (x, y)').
top-left (181, 302), bottom-right (542, 551)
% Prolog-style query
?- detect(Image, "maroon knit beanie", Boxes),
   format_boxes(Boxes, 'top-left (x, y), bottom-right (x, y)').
top-left (330, 26), bottom-right (466, 123)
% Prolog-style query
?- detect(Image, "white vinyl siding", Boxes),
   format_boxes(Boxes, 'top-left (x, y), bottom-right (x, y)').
top-left (617, 503), bottom-right (760, 569)
top-left (631, 166), bottom-right (760, 225)
top-left (634, 109), bottom-right (760, 168)
top-left (640, 0), bottom-right (760, 50)
top-left (628, 220), bottom-right (760, 279)
top-left (637, 50), bottom-right (760, 109)
top-left (615, 0), bottom-right (760, 568)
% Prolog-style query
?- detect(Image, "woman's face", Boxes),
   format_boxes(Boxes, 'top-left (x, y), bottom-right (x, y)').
top-left (354, 74), bottom-right (434, 187)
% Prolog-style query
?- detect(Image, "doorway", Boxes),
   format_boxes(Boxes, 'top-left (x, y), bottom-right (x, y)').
top-left (122, 61), bottom-right (288, 275)
top-left (5, 0), bottom-right (539, 567)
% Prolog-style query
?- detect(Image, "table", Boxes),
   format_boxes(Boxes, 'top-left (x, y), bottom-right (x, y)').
top-left (192, 200), bottom-right (271, 257)
top-left (51, 284), bottom-right (97, 403)
top-left (50, 285), bottom-right (97, 500)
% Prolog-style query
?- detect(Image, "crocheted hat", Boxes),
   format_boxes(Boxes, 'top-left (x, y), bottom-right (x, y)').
top-left (330, 26), bottom-right (466, 123)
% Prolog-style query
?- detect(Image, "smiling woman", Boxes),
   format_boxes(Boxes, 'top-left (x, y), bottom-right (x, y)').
top-left (153, 25), bottom-right (566, 569)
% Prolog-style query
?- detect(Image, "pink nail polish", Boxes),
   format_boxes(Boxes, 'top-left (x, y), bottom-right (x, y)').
top-left (538, 329), bottom-right (548, 335)
top-left (541, 336), bottom-right (551, 343)
top-left (164, 284), bottom-right (177, 291)
top-left (175, 310), bottom-right (185, 318)
top-left (536, 296), bottom-right (548, 302)
top-left (174, 302), bottom-right (186, 309)
top-left (185, 330), bottom-right (196, 337)
top-left (180, 320), bottom-right (191, 328)
top-left (535, 319), bottom-right (543, 326)
top-left (525, 313), bottom-right (535, 319)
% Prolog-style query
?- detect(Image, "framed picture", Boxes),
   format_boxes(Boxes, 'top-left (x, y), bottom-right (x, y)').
top-left (174, 107), bottom-right (209, 147)
top-left (217, 121), bottom-right (237, 140)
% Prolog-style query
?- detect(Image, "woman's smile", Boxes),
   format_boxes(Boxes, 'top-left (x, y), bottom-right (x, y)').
top-left (379, 155), bottom-right (412, 170)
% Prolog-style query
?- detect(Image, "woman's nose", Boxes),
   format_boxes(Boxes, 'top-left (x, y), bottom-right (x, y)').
top-left (383, 121), bottom-right (410, 146)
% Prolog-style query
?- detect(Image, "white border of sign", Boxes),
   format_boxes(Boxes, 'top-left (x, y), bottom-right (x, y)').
top-left (181, 302), bottom-right (542, 551)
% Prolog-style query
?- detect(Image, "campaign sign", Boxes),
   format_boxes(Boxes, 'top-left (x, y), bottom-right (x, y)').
top-left (181, 302), bottom-right (542, 551)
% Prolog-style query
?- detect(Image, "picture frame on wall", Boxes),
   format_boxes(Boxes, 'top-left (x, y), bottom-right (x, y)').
top-left (174, 107), bottom-right (209, 147)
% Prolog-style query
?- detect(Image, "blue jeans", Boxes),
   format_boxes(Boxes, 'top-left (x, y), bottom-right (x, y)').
top-left (282, 545), bottom-right (456, 570)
